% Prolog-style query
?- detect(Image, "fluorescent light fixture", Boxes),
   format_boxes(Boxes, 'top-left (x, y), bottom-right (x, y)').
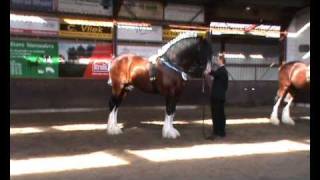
top-left (118, 24), bottom-right (152, 31)
top-left (287, 22), bottom-right (310, 38)
top-left (302, 51), bottom-right (310, 59)
top-left (10, 14), bottom-right (47, 24)
top-left (169, 29), bottom-right (204, 34)
top-left (265, 32), bottom-right (280, 38)
top-left (10, 151), bottom-right (129, 176)
top-left (168, 24), bottom-right (209, 31)
top-left (210, 22), bottom-right (280, 37)
top-left (210, 22), bottom-right (251, 29)
top-left (210, 31), bottom-right (222, 35)
top-left (126, 140), bottom-right (309, 162)
top-left (63, 18), bottom-right (113, 27)
top-left (118, 22), bottom-right (152, 31)
top-left (249, 54), bottom-right (264, 59)
top-left (224, 53), bottom-right (245, 59)
top-left (256, 25), bottom-right (281, 31)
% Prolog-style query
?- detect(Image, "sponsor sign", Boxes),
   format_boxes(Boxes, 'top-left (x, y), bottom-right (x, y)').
top-left (58, 0), bottom-right (112, 16)
top-left (163, 28), bottom-right (206, 41)
top-left (210, 22), bottom-right (280, 38)
top-left (11, 0), bottom-right (56, 11)
top-left (10, 40), bottom-right (59, 78)
top-left (117, 44), bottom-right (160, 58)
top-left (10, 14), bottom-right (59, 37)
top-left (119, 0), bottom-right (163, 20)
top-left (58, 41), bottom-right (113, 78)
top-left (59, 18), bottom-right (113, 40)
top-left (164, 4), bottom-right (204, 23)
top-left (117, 24), bottom-right (162, 42)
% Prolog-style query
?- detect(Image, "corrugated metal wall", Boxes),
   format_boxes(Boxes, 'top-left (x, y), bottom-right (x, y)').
top-left (224, 42), bottom-right (279, 81)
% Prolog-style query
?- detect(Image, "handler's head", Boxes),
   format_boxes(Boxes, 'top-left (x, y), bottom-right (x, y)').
top-left (217, 53), bottom-right (225, 66)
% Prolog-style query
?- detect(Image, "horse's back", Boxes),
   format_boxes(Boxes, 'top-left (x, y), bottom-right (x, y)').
top-left (110, 53), bottom-right (151, 88)
top-left (280, 60), bottom-right (307, 70)
top-left (279, 60), bottom-right (309, 90)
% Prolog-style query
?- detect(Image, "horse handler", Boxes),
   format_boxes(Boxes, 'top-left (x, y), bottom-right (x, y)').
top-left (204, 53), bottom-right (229, 140)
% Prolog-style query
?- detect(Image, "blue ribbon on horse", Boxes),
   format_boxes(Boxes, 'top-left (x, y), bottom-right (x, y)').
top-left (160, 58), bottom-right (188, 81)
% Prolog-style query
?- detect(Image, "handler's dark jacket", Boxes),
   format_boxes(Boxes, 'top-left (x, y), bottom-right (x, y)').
top-left (209, 66), bottom-right (229, 101)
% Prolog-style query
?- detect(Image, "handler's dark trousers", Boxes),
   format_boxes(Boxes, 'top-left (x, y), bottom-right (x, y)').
top-left (210, 98), bottom-right (226, 136)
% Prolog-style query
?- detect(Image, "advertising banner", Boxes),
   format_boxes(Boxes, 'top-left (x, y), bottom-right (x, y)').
top-left (164, 4), bottom-right (204, 23)
top-left (118, 0), bottom-right (163, 20)
top-left (163, 28), bottom-right (206, 41)
top-left (117, 44), bottom-right (160, 58)
top-left (58, 41), bottom-right (113, 78)
top-left (10, 14), bottom-right (59, 37)
top-left (58, 0), bottom-right (112, 16)
top-left (210, 22), bottom-right (280, 38)
top-left (117, 24), bottom-right (162, 42)
top-left (10, 40), bottom-right (59, 78)
top-left (11, 0), bottom-right (56, 11)
top-left (59, 18), bottom-right (113, 40)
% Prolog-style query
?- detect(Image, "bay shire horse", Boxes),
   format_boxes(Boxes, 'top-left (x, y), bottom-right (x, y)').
top-left (107, 32), bottom-right (213, 138)
top-left (270, 61), bottom-right (310, 125)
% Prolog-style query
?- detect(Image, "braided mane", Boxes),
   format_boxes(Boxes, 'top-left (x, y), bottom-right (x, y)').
top-left (156, 32), bottom-right (199, 58)
top-left (148, 32), bottom-right (198, 62)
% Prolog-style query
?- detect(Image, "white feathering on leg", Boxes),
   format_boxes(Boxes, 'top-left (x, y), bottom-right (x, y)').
top-left (107, 108), bottom-right (122, 135)
top-left (162, 113), bottom-right (180, 139)
top-left (270, 97), bottom-right (281, 125)
top-left (282, 97), bottom-right (295, 125)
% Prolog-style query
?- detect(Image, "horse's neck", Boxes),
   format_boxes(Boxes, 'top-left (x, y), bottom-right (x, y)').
top-left (171, 45), bottom-right (199, 72)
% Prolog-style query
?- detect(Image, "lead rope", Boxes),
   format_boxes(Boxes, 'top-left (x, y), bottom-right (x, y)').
top-left (201, 74), bottom-right (209, 139)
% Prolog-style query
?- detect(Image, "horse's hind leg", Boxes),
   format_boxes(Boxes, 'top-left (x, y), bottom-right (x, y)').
top-left (270, 89), bottom-right (287, 125)
top-left (282, 93), bottom-right (295, 125)
top-left (107, 85), bottom-right (127, 135)
top-left (162, 96), bottom-right (180, 139)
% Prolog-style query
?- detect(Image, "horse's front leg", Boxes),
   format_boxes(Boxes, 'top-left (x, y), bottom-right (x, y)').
top-left (162, 96), bottom-right (181, 139)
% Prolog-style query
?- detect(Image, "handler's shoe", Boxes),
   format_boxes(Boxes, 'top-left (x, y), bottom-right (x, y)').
top-left (205, 135), bottom-right (216, 141)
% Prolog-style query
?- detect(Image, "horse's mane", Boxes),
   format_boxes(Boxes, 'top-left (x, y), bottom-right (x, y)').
top-left (156, 32), bottom-right (199, 58)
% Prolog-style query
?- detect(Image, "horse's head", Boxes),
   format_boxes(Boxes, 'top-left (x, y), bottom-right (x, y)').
top-left (160, 32), bottom-right (213, 77)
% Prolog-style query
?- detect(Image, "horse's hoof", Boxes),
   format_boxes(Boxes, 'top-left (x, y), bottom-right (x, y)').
top-left (107, 126), bottom-right (123, 135)
top-left (282, 118), bottom-right (295, 126)
top-left (162, 128), bottom-right (180, 139)
top-left (270, 116), bottom-right (280, 126)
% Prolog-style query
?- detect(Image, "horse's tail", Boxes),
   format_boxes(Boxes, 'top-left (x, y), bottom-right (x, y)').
top-left (107, 59), bottom-right (115, 86)
top-left (278, 60), bottom-right (286, 70)
top-left (274, 94), bottom-right (280, 103)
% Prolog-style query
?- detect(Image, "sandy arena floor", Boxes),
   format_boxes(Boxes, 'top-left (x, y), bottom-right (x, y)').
top-left (10, 106), bottom-right (310, 180)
